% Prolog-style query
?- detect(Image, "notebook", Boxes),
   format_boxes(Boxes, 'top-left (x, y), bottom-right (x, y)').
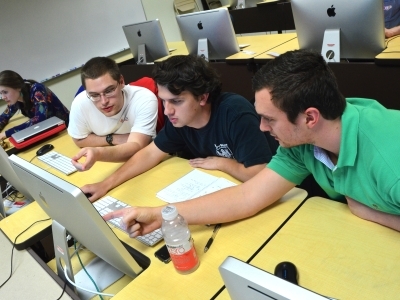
top-left (10, 116), bottom-right (65, 143)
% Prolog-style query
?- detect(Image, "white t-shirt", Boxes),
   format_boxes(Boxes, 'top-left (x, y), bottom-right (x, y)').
top-left (68, 85), bottom-right (158, 139)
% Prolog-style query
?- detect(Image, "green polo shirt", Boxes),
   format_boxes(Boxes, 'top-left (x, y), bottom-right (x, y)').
top-left (268, 98), bottom-right (400, 215)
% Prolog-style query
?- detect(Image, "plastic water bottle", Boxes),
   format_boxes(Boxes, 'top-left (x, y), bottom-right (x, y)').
top-left (161, 205), bottom-right (199, 274)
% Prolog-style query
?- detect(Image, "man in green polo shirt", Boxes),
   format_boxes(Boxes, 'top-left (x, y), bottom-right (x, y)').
top-left (103, 49), bottom-right (400, 236)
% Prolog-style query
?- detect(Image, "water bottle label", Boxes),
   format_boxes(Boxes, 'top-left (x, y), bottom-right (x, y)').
top-left (166, 238), bottom-right (198, 272)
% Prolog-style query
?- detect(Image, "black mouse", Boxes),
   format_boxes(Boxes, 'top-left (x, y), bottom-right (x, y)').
top-left (274, 261), bottom-right (298, 285)
top-left (36, 144), bottom-right (54, 156)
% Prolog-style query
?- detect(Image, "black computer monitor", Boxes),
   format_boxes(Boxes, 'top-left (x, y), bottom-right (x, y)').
top-left (9, 154), bottom-right (149, 299)
top-left (292, 0), bottom-right (385, 62)
top-left (176, 8), bottom-right (240, 61)
top-left (122, 19), bottom-right (170, 64)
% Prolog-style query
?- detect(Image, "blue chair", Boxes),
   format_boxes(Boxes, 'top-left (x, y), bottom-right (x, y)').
top-left (75, 85), bottom-right (85, 97)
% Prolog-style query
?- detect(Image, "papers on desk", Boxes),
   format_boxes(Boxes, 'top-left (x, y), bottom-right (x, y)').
top-left (156, 169), bottom-right (237, 203)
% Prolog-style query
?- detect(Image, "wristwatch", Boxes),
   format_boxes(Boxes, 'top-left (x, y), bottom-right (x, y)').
top-left (106, 134), bottom-right (114, 146)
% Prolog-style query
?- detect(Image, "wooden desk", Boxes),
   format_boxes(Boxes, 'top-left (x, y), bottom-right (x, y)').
top-left (375, 36), bottom-right (400, 65)
top-left (217, 197), bottom-right (400, 300)
top-left (226, 33), bottom-right (297, 63)
top-left (254, 36), bottom-right (299, 62)
top-left (110, 184), bottom-right (306, 300)
top-left (1, 130), bottom-right (308, 298)
top-left (0, 130), bottom-right (122, 249)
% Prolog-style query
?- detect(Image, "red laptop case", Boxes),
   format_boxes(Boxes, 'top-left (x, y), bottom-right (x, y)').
top-left (9, 123), bottom-right (66, 149)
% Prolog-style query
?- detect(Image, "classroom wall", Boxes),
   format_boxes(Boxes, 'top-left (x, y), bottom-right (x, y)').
top-left (142, 0), bottom-right (183, 41)
top-left (0, 0), bottom-right (146, 83)
top-left (46, 0), bottom-right (204, 109)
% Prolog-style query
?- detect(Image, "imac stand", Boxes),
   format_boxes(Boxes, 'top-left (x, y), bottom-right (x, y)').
top-left (236, 0), bottom-right (246, 8)
top-left (197, 38), bottom-right (209, 61)
top-left (137, 44), bottom-right (147, 64)
top-left (321, 29), bottom-right (340, 63)
top-left (52, 220), bottom-right (124, 300)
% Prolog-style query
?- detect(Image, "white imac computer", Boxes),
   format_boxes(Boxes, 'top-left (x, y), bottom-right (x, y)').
top-left (176, 8), bottom-right (240, 61)
top-left (122, 19), bottom-right (170, 64)
top-left (291, 0), bottom-right (385, 62)
top-left (9, 154), bottom-right (149, 300)
top-left (219, 256), bottom-right (329, 300)
top-left (0, 147), bottom-right (33, 216)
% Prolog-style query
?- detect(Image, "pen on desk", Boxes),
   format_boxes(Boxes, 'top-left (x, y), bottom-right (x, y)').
top-left (204, 223), bottom-right (221, 253)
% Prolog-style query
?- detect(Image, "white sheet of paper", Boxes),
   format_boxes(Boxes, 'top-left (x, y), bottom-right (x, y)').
top-left (156, 169), bottom-right (237, 203)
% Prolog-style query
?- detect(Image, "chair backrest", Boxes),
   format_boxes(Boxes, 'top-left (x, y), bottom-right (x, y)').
top-left (75, 85), bottom-right (85, 97)
top-left (174, 0), bottom-right (200, 14)
top-left (129, 77), bottom-right (165, 133)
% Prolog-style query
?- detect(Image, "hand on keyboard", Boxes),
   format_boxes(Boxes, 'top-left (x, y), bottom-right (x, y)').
top-left (81, 182), bottom-right (108, 203)
top-left (71, 161), bottom-right (84, 171)
top-left (95, 196), bottom-right (163, 247)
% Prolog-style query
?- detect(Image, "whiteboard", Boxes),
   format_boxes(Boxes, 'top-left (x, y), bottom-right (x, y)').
top-left (0, 0), bottom-right (146, 82)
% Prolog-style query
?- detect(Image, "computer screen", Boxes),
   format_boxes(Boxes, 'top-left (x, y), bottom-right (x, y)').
top-left (291, 0), bottom-right (385, 61)
top-left (176, 7), bottom-right (240, 61)
top-left (219, 256), bottom-right (328, 300)
top-left (122, 19), bottom-right (170, 64)
top-left (9, 154), bottom-right (149, 297)
top-left (0, 147), bottom-right (33, 201)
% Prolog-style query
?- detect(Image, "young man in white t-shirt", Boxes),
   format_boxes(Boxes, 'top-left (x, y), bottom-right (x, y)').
top-left (67, 57), bottom-right (158, 171)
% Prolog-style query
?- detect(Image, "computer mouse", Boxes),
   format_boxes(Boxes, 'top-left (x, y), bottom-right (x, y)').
top-left (36, 144), bottom-right (54, 156)
top-left (274, 261), bottom-right (298, 285)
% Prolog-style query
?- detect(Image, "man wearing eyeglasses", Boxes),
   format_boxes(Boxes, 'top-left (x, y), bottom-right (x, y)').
top-left (81, 55), bottom-right (278, 202)
top-left (67, 57), bottom-right (158, 171)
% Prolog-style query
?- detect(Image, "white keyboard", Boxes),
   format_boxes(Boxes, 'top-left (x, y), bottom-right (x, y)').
top-left (93, 196), bottom-right (163, 247)
top-left (37, 151), bottom-right (77, 175)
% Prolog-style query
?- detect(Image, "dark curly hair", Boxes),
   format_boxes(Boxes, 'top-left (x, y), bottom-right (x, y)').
top-left (152, 55), bottom-right (222, 103)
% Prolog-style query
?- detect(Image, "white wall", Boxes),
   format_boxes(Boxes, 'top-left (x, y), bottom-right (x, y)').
top-left (30, 0), bottom-right (204, 110)
top-left (0, 0), bottom-right (146, 83)
top-left (141, 0), bottom-right (205, 42)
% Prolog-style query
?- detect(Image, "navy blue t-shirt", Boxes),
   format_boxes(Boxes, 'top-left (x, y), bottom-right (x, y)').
top-left (154, 92), bottom-right (278, 168)
top-left (384, 0), bottom-right (400, 28)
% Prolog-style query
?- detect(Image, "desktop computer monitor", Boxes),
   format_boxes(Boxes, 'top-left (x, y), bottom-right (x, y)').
top-left (9, 154), bottom-right (149, 298)
top-left (122, 19), bottom-right (170, 64)
top-left (291, 0), bottom-right (385, 62)
top-left (219, 256), bottom-right (328, 300)
top-left (176, 7), bottom-right (240, 61)
top-left (0, 147), bottom-right (34, 217)
top-left (0, 147), bottom-right (33, 200)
